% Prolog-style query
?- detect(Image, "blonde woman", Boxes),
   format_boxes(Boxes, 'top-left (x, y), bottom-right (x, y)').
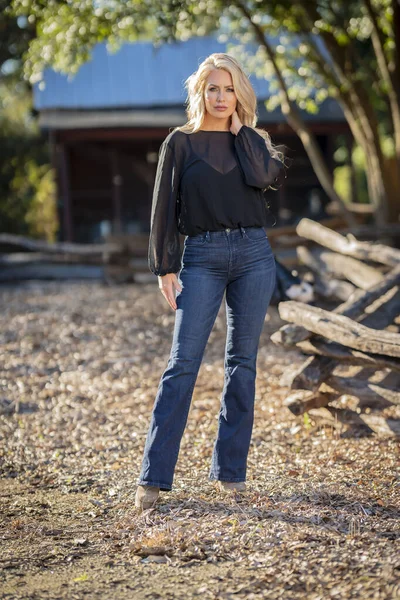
top-left (136, 53), bottom-right (285, 510)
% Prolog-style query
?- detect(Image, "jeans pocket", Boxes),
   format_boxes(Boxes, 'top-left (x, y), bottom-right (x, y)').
top-left (185, 233), bottom-right (208, 246)
top-left (242, 227), bottom-right (267, 242)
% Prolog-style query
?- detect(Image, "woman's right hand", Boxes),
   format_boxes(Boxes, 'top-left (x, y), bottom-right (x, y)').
top-left (158, 273), bottom-right (182, 311)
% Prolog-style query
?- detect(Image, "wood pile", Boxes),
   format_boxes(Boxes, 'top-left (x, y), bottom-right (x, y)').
top-left (271, 218), bottom-right (400, 438)
top-left (0, 233), bottom-right (149, 283)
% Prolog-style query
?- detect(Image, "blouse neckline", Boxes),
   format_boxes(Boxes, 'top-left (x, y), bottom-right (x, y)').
top-left (198, 129), bottom-right (233, 133)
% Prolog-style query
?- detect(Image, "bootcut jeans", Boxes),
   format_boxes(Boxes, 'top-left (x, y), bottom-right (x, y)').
top-left (137, 225), bottom-right (276, 491)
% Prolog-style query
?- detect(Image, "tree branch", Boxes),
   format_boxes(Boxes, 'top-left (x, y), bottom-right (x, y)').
top-left (231, 0), bottom-right (356, 224)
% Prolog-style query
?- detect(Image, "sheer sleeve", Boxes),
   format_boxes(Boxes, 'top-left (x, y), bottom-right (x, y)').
top-left (148, 139), bottom-right (181, 276)
top-left (234, 125), bottom-right (284, 189)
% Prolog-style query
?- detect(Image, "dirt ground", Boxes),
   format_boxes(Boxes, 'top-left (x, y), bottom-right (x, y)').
top-left (0, 281), bottom-right (399, 600)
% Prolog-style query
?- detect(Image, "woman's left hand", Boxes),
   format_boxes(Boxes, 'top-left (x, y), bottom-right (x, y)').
top-left (230, 110), bottom-right (243, 135)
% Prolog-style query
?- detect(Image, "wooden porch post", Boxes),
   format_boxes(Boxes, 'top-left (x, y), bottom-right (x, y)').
top-left (58, 142), bottom-right (73, 242)
top-left (111, 148), bottom-right (123, 234)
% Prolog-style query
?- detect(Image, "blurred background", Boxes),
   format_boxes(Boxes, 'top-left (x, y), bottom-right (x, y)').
top-left (1, 0), bottom-right (399, 245)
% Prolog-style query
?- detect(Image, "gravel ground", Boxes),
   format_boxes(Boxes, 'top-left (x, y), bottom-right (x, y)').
top-left (0, 281), bottom-right (399, 600)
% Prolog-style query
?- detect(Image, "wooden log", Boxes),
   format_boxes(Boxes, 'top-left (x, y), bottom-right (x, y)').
top-left (288, 288), bottom-right (400, 390)
top-left (295, 338), bottom-right (400, 372)
top-left (271, 325), bottom-right (311, 346)
top-left (0, 233), bottom-right (121, 256)
top-left (360, 287), bottom-right (400, 330)
top-left (284, 390), bottom-right (337, 415)
top-left (280, 370), bottom-right (400, 415)
top-left (336, 264), bottom-right (400, 319)
top-left (297, 218), bottom-right (400, 266)
top-left (278, 301), bottom-right (400, 357)
top-left (297, 246), bottom-right (384, 289)
top-left (313, 275), bottom-right (356, 302)
top-left (264, 216), bottom-right (347, 241)
top-left (0, 252), bottom-right (109, 266)
top-left (321, 374), bottom-right (400, 407)
top-left (308, 406), bottom-right (400, 437)
top-left (0, 264), bottom-right (105, 281)
top-left (337, 223), bottom-right (400, 239)
top-left (272, 264), bottom-right (400, 348)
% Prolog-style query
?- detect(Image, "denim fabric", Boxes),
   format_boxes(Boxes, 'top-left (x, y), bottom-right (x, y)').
top-left (138, 226), bottom-right (276, 491)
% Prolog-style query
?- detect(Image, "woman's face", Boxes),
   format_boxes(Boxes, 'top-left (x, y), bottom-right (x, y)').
top-left (204, 69), bottom-right (237, 120)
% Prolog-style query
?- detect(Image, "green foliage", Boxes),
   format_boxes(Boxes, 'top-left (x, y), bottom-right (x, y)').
top-left (11, 161), bottom-right (57, 241)
top-left (0, 2), bottom-right (57, 239)
top-left (0, 82), bottom-right (57, 240)
top-left (0, 0), bottom-right (35, 83)
top-left (334, 165), bottom-right (352, 204)
top-left (9, 0), bottom-right (397, 135)
top-left (333, 138), bottom-right (370, 205)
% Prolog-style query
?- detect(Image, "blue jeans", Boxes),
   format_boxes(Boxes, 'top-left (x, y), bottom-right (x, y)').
top-left (138, 226), bottom-right (276, 491)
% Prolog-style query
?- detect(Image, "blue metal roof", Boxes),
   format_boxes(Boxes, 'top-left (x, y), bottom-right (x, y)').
top-left (33, 36), bottom-right (280, 110)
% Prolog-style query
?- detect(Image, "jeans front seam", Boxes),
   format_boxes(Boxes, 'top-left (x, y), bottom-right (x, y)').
top-left (169, 361), bottom-right (200, 470)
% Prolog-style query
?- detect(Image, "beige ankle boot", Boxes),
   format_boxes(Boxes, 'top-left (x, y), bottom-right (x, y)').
top-left (135, 485), bottom-right (160, 510)
top-left (218, 481), bottom-right (246, 492)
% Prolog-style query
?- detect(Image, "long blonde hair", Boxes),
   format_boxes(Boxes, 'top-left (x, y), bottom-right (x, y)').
top-left (173, 53), bottom-right (284, 163)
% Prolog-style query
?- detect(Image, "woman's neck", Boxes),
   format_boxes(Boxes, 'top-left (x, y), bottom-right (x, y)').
top-left (200, 116), bottom-right (230, 131)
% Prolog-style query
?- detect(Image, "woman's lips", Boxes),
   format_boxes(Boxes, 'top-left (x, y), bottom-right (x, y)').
top-left (215, 106), bottom-right (227, 111)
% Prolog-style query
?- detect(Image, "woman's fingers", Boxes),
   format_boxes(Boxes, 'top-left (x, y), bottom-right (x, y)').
top-left (161, 285), bottom-right (176, 310)
top-left (164, 292), bottom-right (176, 310)
top-left (158, 275), bottom-right (179, 310)
top-left (174, 278), bottom-right (183, 294)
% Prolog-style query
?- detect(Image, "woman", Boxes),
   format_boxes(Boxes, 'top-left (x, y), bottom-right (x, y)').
top-left (135, 53), bottom-right (285, 511)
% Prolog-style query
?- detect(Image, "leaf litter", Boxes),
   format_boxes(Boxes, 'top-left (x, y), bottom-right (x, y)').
top-left (0, 281), bottom-right (399, 599)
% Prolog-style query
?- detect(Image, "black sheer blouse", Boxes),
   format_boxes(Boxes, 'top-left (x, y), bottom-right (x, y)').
top-left (148, 125), bottom-right (284, 276)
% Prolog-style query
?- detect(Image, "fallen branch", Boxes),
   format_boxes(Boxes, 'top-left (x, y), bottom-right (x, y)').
top-left (313, 275), bottom-right (356, 302)
top-left (284, 390), bottom-right (337, 415)
top-left (297, 218), bottom-right (400, 266)
top-left (278, 301), bottom-right (400, 357)
top-left (295, 338), bottom-right (400, 372)
top-left (321, 374), bottom-right (400, 407)
top-left (297, 246), bottom-right (384, 289)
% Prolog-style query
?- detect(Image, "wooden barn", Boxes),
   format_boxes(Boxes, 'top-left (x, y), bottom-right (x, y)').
top-left (33, 36), bottom-right (350, 243)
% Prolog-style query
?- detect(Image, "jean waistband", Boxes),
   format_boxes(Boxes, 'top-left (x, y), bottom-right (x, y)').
top-left (186, 226), bottom-right (263, 241)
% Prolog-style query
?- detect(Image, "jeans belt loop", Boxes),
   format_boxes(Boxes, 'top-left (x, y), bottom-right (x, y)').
top-left (239, 225), bottom-right (245, 237)
top-left (205, 230), bottom-right (211, 242)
